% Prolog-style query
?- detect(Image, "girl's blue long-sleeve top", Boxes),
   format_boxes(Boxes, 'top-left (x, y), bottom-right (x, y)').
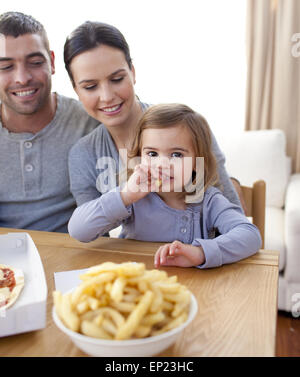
top-left (68, 186), bottom-right (261, 268)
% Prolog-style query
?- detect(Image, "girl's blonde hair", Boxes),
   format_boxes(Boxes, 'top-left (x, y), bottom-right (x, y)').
top-left (126, 103), bottom-right (219, 199)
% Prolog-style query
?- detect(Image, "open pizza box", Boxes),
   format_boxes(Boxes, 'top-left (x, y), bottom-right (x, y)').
top-left (0, 232), bottom-right (47, 337)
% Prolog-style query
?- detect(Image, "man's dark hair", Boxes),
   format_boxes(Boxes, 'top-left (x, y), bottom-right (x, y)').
top-left (0, 11), bottom-right (50, 52)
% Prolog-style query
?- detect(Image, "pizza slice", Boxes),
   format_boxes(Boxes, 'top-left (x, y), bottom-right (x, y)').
top-left (0, 264), bottom-right (24, 310)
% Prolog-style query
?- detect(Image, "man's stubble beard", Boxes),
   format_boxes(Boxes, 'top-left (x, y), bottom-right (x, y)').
top-left (1, 80), bottom-right (52, 116)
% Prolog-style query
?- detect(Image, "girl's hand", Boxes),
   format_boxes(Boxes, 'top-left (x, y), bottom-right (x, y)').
top-left (121, 164), bottom-right (158, 206)
top-left (154, 240), bottom-right (206, 268)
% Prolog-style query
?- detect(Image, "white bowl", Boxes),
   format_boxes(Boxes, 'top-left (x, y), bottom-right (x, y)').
top-left (52, 293), bottom-right (198, 357)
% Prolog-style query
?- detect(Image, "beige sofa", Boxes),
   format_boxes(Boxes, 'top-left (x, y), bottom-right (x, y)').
top-left (220, 129), bottom-right (300, 313)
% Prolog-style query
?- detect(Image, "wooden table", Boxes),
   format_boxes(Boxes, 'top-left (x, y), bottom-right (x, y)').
top-left (0, 228), bottom-right (279, 357)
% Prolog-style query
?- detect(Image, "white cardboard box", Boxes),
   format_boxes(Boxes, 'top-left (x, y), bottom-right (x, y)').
top-left (0, 232), bottom-right (48, 337)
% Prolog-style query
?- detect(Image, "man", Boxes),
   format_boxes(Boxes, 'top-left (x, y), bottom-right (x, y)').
top-left (0, 12), bottom-right (98, 232)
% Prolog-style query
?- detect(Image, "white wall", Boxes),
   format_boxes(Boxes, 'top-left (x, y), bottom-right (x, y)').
top-left (1, 0), bottom-right (247, 138)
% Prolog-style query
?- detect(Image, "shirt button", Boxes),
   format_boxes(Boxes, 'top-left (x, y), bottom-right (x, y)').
top-left (24, 141), bottom-right (32, 149)
top-left (182, 216), bottom-right (189, 222)
top-left (180, 227), bottom-right (187, 234)
top-left (25, 164), bottom-right (33, 172)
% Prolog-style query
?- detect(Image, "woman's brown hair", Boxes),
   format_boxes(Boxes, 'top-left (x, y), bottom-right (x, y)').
top-left (64, 21), bottom-right (132, 86)
top-left (126, 103), bottom-right (219, 202)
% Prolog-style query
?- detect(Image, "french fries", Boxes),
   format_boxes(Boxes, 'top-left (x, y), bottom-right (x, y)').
top-left (53, 262), bottom-right (191, 340)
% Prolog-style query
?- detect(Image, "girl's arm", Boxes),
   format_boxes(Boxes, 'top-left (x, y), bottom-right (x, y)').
top-left (68, 164), bottom-right (157, 242)
top-left (68, 188), bottom-right (131, 242)
top-left (192, 191), bottom-right (262, 268)
top-left (154, 190), bottom-right (261, 269)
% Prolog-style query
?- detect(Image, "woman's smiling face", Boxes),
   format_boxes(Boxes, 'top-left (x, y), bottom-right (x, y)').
top-left (70, 44), bottom-right (136, 128)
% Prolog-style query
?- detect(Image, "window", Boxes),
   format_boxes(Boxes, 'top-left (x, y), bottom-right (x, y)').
top-left (4, 0), bottom-right (246, 136)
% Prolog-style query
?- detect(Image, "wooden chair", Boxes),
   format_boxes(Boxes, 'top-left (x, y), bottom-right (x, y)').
top-left (241, 180), bottom-right (266, 248)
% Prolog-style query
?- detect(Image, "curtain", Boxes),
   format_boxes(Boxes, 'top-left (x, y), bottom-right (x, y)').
top-left (246, 0), bottom-right (300, 173)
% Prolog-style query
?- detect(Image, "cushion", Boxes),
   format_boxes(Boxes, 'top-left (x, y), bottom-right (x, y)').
top-left (219, 129), bottom-right (290, 208)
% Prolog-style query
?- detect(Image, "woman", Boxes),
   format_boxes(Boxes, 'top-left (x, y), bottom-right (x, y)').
top-left (64, 21), bottom-right (242, 212)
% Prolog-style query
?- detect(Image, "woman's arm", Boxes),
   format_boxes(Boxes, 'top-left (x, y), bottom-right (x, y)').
top-left (68, 140), bottom-right (102, 207)
top-left (210, 131), bottom-right (243, 210)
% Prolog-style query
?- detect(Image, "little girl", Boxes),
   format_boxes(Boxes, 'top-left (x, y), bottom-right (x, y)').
top-left (68, 104), bottom-right (261, 269)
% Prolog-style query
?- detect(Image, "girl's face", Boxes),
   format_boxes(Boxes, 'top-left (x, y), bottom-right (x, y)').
top-left (70, 44), bottom-right (136, 128)
top-left (141, 124), bottom-right (196, 193)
